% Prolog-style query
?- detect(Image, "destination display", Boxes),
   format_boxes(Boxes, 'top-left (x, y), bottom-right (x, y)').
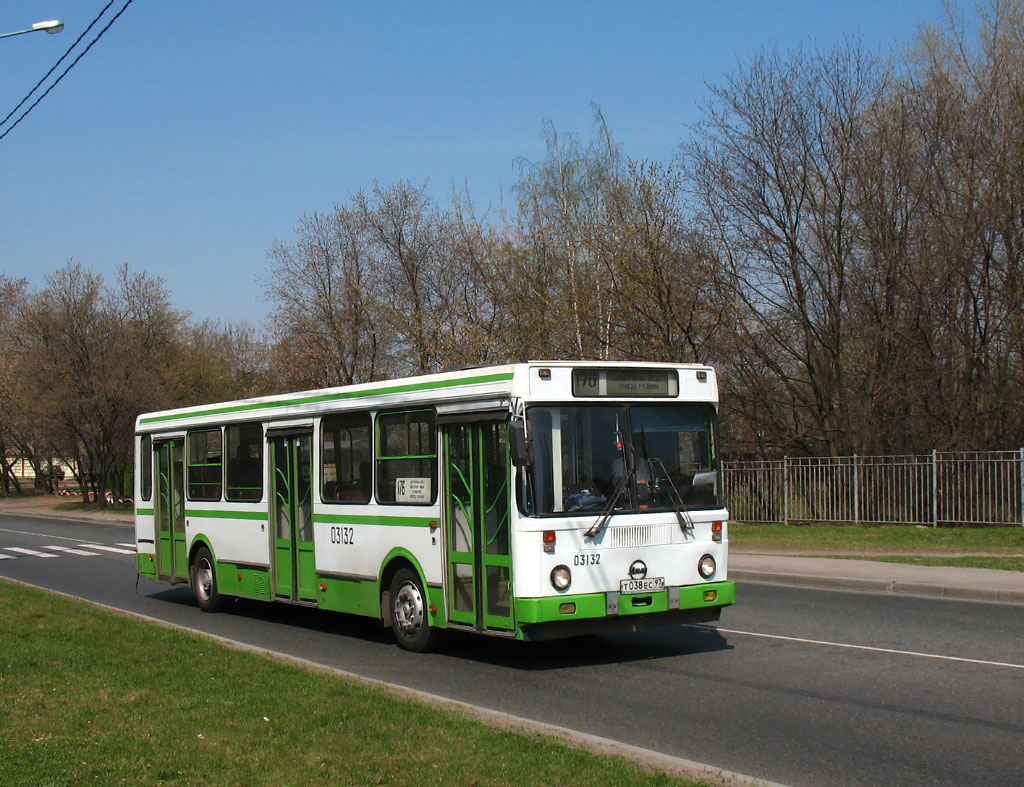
top-left (572, 368), bottom-right (679, 398)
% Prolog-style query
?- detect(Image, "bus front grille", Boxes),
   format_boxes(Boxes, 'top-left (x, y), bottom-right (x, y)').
top-left (608, 524), bottom-right (672, 548)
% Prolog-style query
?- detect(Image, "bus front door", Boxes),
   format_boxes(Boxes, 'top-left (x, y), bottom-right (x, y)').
top-left (155, 438), bottom-right (187, 583)
top-left (444, 421), bottom-right (513, 632)
top-left (269, 432), bottom-right (316, 603)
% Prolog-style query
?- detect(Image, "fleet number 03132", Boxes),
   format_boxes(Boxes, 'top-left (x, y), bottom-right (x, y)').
top-left (573, 553), bottom-right (601, 566)
top-left (330, 526), bottom-right (354, 545)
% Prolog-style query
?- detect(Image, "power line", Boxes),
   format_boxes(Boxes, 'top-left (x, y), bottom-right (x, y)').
top-left (0, 1), bottom-right (116, 130)
top-left (0, 0), bottom-right (135, 142)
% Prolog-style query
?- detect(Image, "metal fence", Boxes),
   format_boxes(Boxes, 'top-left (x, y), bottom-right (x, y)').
top-left (722, 450), bottom-right (1024, 526)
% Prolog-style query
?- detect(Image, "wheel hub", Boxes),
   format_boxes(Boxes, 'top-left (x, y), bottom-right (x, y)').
top-left (393, 581), bottom-right (423, 636)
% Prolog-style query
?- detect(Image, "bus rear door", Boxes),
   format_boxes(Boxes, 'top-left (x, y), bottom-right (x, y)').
top-left (154, 438), bottom-right (187, 583)
top-left (268, 430), bottom-right (316, 603)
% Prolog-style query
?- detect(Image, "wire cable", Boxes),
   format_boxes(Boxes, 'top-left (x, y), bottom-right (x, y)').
top-left (0, 0), bottom-right (135, 142)
top-left (0, 1), bottom-right (116, 131)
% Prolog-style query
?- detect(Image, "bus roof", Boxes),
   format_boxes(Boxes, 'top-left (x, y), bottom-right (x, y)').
top-left (135, 361), bottom-right (716, 433)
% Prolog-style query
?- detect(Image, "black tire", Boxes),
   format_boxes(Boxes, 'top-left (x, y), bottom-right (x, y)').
top-left (388, 568), bottom-right (443, 652)
top-left (191, 546), bottom-right (227, 612)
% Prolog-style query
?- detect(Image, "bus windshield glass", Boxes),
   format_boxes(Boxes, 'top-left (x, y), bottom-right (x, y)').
top-left (519, 404), bottom-right (720, 516)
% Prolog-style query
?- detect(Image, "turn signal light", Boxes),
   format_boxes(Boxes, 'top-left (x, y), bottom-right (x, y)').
top-left (560, 603), bottom-right (576, 614)
top-left (543, 530), bottom-right (555, 553)
top-left (319, 584), bottom-right (327, 592)
top-left (703, 590), bottom-right (718, 602)
top-left (428, 604), bottom-right (437, 614)
top-left (237, 573), bottom-right (243, 581)
top-left (712, 521), bottom-right (723, 543)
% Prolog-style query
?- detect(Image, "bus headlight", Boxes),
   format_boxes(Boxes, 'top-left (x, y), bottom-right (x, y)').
top-left (550, 565), bottom-right (572, 591)
top-left (698, 554), bottom-right (717, 580)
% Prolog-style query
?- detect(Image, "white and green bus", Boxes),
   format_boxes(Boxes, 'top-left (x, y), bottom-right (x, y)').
top-left (134, 362), bottom-right (735, 651)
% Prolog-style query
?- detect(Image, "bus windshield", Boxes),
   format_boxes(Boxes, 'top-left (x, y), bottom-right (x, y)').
top-left (519, 403), bottom-right (720, 516)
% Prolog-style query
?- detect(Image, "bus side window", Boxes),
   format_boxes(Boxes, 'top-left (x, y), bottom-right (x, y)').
top-left (321, 412), bottom-right (372, 504)
top-left (376, 409), bottom-right (437, 505)
top-left (140, 434), bottom-right (153, 501)
top-left (186, 428), bottom-right (222, 501)
top-left (225, 423), bottom-right (263, 502)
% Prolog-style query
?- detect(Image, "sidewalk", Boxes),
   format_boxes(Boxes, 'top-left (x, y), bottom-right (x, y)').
top-left (731, 553), bottom-right (1024, 605)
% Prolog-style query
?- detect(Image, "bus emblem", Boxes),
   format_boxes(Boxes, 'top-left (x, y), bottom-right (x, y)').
top-left (629, 560), bottom-right (647, 580)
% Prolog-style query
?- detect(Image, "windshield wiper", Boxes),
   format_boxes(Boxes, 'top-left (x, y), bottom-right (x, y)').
top-left (585, 467), bottom-right (632, 539)
top-left (648, 456), bottom-right (694, 534)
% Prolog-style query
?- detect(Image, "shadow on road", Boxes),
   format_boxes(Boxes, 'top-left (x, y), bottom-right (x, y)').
top-left (142, 586), bottom-right (732, 669)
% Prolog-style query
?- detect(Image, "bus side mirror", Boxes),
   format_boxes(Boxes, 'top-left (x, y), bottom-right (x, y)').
top-left (509, 420), bottom-right (531, 467)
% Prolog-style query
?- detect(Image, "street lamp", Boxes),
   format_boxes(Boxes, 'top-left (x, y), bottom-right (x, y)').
top-left (0, 20), bottom-right (65, 39)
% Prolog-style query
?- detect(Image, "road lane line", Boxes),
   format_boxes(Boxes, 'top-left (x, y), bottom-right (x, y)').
top-left (3, 547), bottom-right (58, 558)
top-left (116, 543), bottom-right (136, 549)
top-left (43, 545), bottom-right (101, 556)
top-left (82, 544), bottom-right (135, 555)
top-left (692, 624), bottom-right (1024, 671)
top-left (0, 553), bottom-right (13, 559)
top-left (0, 527), bottom-right (102, 544)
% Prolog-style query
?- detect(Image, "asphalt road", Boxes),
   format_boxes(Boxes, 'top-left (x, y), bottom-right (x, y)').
top-left (2, 512), bottom-right (1022, 785)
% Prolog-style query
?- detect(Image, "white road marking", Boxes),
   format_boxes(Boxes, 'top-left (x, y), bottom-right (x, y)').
top-left (116, 543), bottom-right (136, 549)
top-left (693, 624), bottom-right (1024, 671)
top-left (43, 545), bottom-right (101, 556)
top-left (0, 527), bottom-right (101, 544)
top-left (82, 544), bottom-right (135, 555)
top-left (0, 553), bottom-right (13, 559)
top-left (3, 546), bottom-right (58, 558)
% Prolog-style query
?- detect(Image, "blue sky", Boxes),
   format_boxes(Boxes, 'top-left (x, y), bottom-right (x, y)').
top-left (1, 1), bottom-right (950, 326)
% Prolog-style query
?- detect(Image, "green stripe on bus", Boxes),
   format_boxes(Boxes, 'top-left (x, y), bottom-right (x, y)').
top-left (313, 513), bottom-right (434, 527)
top-left (135, 507), bottom-right (154, 516)
top-left (138, 371), bottom-right (515, 425)
top-left (184, 509), bottom-right (268, 520)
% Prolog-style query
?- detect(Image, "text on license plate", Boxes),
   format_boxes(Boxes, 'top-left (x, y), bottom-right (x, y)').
top-left (620, 577), bottom-right (665, 594)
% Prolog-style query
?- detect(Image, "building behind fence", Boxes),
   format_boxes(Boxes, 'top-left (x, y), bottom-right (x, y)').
top-left (723, 450), bottom-right (1024, 527)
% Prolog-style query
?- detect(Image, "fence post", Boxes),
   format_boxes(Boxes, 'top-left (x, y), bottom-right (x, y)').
top-left (932, 449), bottom-right (938, 528)
top-left (853, 453), bottom-right (859, 524)
top-left (1019, 448), bottom-right (1023, 528)
top-left (783, 456), bottom-right (789, 526)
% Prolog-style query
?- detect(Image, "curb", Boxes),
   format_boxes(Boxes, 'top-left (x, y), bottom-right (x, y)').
top-left (732, 569), bottom-right (1024, 606)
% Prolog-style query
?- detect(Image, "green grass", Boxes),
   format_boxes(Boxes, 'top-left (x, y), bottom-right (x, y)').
top-left (730, 522), bottom-right (1024, 555)
top-left (0, 580), bottom-right (695, 786)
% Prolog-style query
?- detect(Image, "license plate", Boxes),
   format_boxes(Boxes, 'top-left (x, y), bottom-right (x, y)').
top-left (620, 577), bottom-right (665, 594)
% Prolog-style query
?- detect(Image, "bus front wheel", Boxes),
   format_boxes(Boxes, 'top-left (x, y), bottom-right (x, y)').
top-left (389, 568), bottom-right (442, 652)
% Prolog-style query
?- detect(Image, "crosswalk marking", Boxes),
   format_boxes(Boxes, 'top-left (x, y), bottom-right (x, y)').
top-left (3, 547), bottom-right (58, 558)
top-left (0, 543), bottom-right (137, 561)
top-left (82, 544), bottom-right (136, 555)
top-left (43, 545), bottom-right (101, 557)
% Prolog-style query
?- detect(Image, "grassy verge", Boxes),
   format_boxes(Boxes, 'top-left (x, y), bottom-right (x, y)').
top-left (730, 523), bottom-right (1024, 571)
top-left (0, 580), bottom-right (694, 786)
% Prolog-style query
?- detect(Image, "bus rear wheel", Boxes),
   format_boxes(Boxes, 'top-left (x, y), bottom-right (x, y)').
top-left (192, 546), bottom-right (227, 612)
top-left (389, 568), bottom-right (442, 652)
